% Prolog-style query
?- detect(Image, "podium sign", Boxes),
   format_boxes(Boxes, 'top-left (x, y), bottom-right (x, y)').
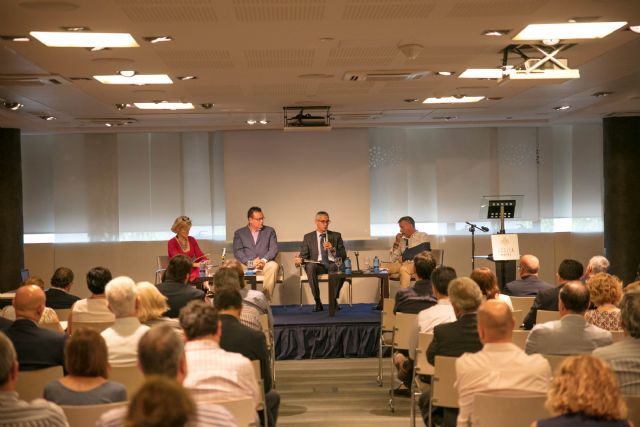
top-left (491, 234), bottom-right (520, 261)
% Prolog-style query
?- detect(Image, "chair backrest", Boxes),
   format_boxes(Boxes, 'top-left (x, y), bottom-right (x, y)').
top-left (537, 309), bottom-right (561, 324)
top-left (54, 308), bottom-right (71, 322)
top-left (431, 249), bottom-right (444, 266)
top-left (258, 314), bottom-right (271, 348)
top-left (381, 298), bottom-right (395, 332)
top-left (431, 356), bottom-right (458, 408)
top-left (512, 310), bottom-right (525, 329)
top-left (109, 365), bottom-right (145, 396)
top-left (471, 393), bottom-right (548, 427)
top-left (625, 395), bottom-right (640, 427)
top-left (510, 296), bottom-right (535, 313)
top-left (511, 329), bottom-right (529, 351)
top-left (393, 312), bottom-right (418, 350)
top-left (610, 330), bottom-right (625, 343)
top-left (72, 320), bottom-right (114, 333)
top-left (214, 397), bottom-right (257, 427)
top-left (61, 401), bottom-right (128, 427)
top-left (415, 332), bottom-right (435, 376)
top-left (39, 321), bottom-right (63, 332)
top-left (157, 255), bottom-right (170, 270)
top-left (15, 366), bottom-right (63, 401)
top-left (542, 354), bottom-right (570, 374)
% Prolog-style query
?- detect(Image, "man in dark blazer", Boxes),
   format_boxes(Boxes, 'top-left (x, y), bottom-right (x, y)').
top-left (157, 254), bottom-right (205, 318)
top-left (394, 251), bottom-right (437, 314)
top-left (233, 206), bottom-right (280, 302)
top-left (0, 316), bottom-right (12, 331)
top-left (522, 258), bottom-right (583, 330)
top-left (215, 288), bottom-right (280, 427)
top-left (504, 254), bottom-right (553, 296)
top-left (45, 266), bottom-right (80, 309)
top-left (294, 211), bottom-right (347, 312)
top-left (5, 285), bottom-right (66, 371)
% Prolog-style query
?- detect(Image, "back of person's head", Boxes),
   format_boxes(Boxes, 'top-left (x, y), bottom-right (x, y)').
top-left (137, 325), bottom-right (184, 378)
top-left (214, 267), bottom-right (242, 291)
top-left (13, 285), bottom-right (45, 319)
top-left (21, 276), bottom-right (45, 290)
top-left (86, 266), bottom-right (112, 295)
top-left (214, 287), bottom-right (243, 311)
top-left (587, 255), bottom-right (610, 275)
top-left (0, 332), bottom-right (17, 387)
top-left (51, 267), bottom-right (74, 289)
top-left (165, 255), bottom-right (192, 283)
top-left (546, 355), bottom-right (627, 421)
top-left (477, 299), bottom-right (514, 342)
top-left (65, 328), bottom-right (109, 378)
top-left (431, 266), bottom-right (457, 296)
top-left (125, 376), bottom-right (195, 427)
top-left (557, 259), bottom-right (584, 281)
top-left (448, 277), bottom-right (483, 314)
top-left (221, 259), bottom-right (246, 288)
top-left (586, 273), bottom-right (623, 307)
top-left (136, 282), bottom-right (170, 323)
top-left (105, 276), bottom-right (137, 318)
top-left (620, 291), bottom-right (640, 338)
top-left (520, 254), bottom-right (540, 275)
top-left (626, 281), bottom-right (640, 293)
top-left (559, 281), bottom-right (590, 313)
top-left (179, 301), bottom-right (219, 340)
top-left (414, 251), bottom-right (436, 280)
top-left (470, 268), bottom-right (499, 300)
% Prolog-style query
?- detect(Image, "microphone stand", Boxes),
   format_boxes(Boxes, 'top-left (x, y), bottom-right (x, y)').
top-left (354, 251), bottom-right (362, 273)
top-left (466, 222), bottom-right (489, 270)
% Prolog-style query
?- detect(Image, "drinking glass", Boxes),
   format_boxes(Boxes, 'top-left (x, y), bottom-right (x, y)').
top-left (334, 257), bottom-right (342, 272)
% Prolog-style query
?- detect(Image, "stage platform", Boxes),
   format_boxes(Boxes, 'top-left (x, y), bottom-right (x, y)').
top-left (272, 303), bottom-right (381, 360)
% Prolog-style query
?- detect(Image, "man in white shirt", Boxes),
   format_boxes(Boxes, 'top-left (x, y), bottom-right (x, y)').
top-left (179, 301), bottom-right (261, 411)
top-left (382, 216), bottom-right (430, 288)
top-left (455, 300), bottom-right (552, 427)
top-left (525, 281), bottom-right (612, 355)
top-left (101, 276), bottom-right (150, 367)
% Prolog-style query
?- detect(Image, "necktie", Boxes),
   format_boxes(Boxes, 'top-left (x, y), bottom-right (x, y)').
top-left (404, 237), bottom-right (409, 249)
top-left (320, 233), bottom-right (329, 268)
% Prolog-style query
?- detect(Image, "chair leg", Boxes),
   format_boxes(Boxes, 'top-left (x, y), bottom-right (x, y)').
top-left (348, 279), bottom-right (353, 307)
top-left (377, 335), bottom-right (383, 386)
top-left (299, 279), bottom-right (303, 309)
top-left (410, 364), bottom-right (419, 427)
top-left (389, 337), bottom-right (396, 413)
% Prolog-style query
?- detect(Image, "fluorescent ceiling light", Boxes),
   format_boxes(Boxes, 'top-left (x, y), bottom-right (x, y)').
top-left (513, 22), bottom-right (627, 40)
top-left (94, 74), bottom-right (172, 84)
top-left (459, 68), bottom-right (504, 79)
top-left (134, 102), bottom-right (194, 110)
top-left (247, 119), bottom-right (256, 125)
top-left (508, 69), bottom-right (580, 79)
top-left (423, 96), bottom-right (485, 104)
top-left (30, 31), bottom-right (139, 47)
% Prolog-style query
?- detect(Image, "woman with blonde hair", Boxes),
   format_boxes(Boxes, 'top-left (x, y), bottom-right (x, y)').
top-left (167, 215), bottom-right (208, 282)
top-left (585, 273), bottom-right (624, 331)
top-left (531, 355), bottom-right (631, 427)
top-left (136, 282), bottom-right (181, 331)
top-left (469, 268), bottom-right (514, 311)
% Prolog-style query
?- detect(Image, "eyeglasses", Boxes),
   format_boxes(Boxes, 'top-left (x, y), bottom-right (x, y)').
top-left (317, 220), bottom-right (331, 224)
top-left (251, 216), bottom-right (265, 221)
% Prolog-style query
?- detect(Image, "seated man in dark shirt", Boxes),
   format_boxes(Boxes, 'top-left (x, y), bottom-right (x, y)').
top-left (45, 267), bottom-right (80, 309)
top-left (393, 251), bottom-right (437, 314)
top-left (504, 254), bottom-right (553, 296)
top-left (156, 254), bottom-right (204, 318)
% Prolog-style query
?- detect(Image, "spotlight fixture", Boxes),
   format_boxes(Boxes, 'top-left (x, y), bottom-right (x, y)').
top-left (40, 115), bottom-right (56, 120)
top-left (115, 103), bottom-right (127, 110)
top-left (201, 103), bottom-right (213, 109)
top-left (404, 98), bottom-right (419, 103)
top-left (592, 91), bottom-right (614, 97)
top-left (246, 119), bottom-right (257, 125)
top-left (88, 46), bottom-right (109, 52)
top-left (542, 38), bottom-right (560, 45)
top-left (436, 71), bottom-right (455, 76)
top-left (259, 120), bottom-right (270, 125)
top-left (630, 25), bottom-right (640, 33)
top-left (553, 105), bottom-right (571, 111)
top-left (61, 26), bottom-right (90, 32)
top-left (397, 43), bottom-right (424, 60)
top-left (432, 116), bottom-right (457, 120)
top-left (118, 70), bottom-right (136, 77)
top-left (482, 29), bottom-right (511, 36)
top-left (143, 36), bottom-right (173, 43)
top-left (2, 101), bottom-right (23, 110)
top-left (178, 75), bottom-right (197, 81)
top-left (0, 35), bottom-right (30, 42)
top-left (105, 123), bottom-right (112, 127)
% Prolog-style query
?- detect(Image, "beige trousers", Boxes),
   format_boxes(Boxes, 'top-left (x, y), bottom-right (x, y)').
top-left (382, 260), bottom-right (415, 288)
top-left (243, 260), bottom-right (279, 301)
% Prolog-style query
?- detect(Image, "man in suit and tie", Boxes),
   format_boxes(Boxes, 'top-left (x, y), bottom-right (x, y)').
top-left (294, 211), bottom-right (347, 312)
top-left (503, 254), bottom-right (553, 296)
top-left (45, 266), bottom-right (80, 309)
top-left (233, 206), bottom-right (280, 302)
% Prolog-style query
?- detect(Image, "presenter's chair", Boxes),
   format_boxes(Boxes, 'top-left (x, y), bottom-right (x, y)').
top-left (297, 265), bottom-right (353, 307)
top-left (377, 297), bottom-right (395, 386)
top-left (246, 254), bottom-right (285, 302)
top-left (155, 255), bottom-right (169, 284)
top-left (410, 332), bottom-right (434, 427)
top-left (62, 402), bottom-right (128, 427)
top-left (389, 312), bottom-right (417, 412)
top-left (471, 393), bottom-right (548, 427)
top-left (15, 366), bottom-right (63, 401)
top-left (537, 309), bottom-right (561, 325)
top-left (388, 249), bottom-right (444, 284)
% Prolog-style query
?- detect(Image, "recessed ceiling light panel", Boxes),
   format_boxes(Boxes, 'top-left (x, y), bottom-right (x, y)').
top-left (30, 31), bottom-right (139, 48)
top-left (423, 96), bottom-right (485, 104)
top-left (143, 36), bottom-right (173, 43)
top-left (177, 75), bottom-right (197, 80)
top-left (247, 119), bottom-right (256, 125)
top-left (553, 105), bottom-right (571, 111)
top-left (94, 74), bottom-right (172, 84)
top-left (133, 102), bottom-right (194, 110)
top-left (482, 29), bottom-right (511, 36)
top-left (513, 22), bottom-right (627, 40)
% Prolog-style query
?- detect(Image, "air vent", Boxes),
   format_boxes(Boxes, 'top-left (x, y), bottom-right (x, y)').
top-left (343, 70), bottom-right (429, 82)
top-left (0, 74), bottom-right (72, 86)
top-left (332, 112), bottom-right (382, 121)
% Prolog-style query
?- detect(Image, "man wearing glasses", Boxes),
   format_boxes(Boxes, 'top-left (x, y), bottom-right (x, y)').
top-left (294, 211), bottom-right (347, 312)
top-left (232, 207), bottom-right (280, 302)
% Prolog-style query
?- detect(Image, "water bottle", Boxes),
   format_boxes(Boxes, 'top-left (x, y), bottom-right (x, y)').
top-left (373, 256), bottom-right (380, 273)
top-left (246, 260), bottom-right (254, 276)
top-left (199, 262), bottom-right (206, 278)
top-left (344, 257), bottom-right (352, 274)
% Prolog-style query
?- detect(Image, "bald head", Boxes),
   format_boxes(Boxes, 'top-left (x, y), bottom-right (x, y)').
top-left (477, 300), bottom-right (514, 343)
top-left (519, 254), bottom-right (539, 277)
top-left (13, 285), bottom-right (45, 322)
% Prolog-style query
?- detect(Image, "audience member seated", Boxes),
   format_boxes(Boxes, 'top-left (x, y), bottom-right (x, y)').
top-left (157, 254), bottom-right (204, 318)
top-left (470, 268), bottom-right (514, 310)
top-left (124, 376), bottom-right (196, 427)
top-left (215, 288), bottom-right (280, 426)
top-left (68, 267), bottom-right (115, 333)
top-left (504, 255), bottom-right (553, 296)
top-left (0, 332), bottom-right (69, 426)
top-left (179, 301), bottom-right (260, 409)
top-left (45, 267), bottom-right (80, 309)
top-left (136, 282), bottom-right (181, 331)
top-left (101, 277), bottom-right (150, 367)
top-left (393, 251), bottom-right (437, 314)
top-left (593, 290), bottom-right (640, 395)
top-left (43, 328), bottom-right (126, 405)
top-left (421, 277), bottom-right (484, 427)
top-left (5, 285), bottom-right (66, 371)
top-left (531, 355), bottom-right (631, 427)
top-left (526, 281), bottom-right (612, 355)
top-left (585, 273), bottom-right (623, 331)
top-left (2, 277), bottom-right (61, 331)
top-left (584, 255), bottom-right (610, 280)
top-left (222, 259), bottom-right (273, 325)
top-left (456, 300), bottom-right (552, 427)
top-left (214, 268), bottom-right (262, 331)
top-left (523, 259), bottom-right (584, 330)
top-left (0, 316), bottom-right (11, 332)
top-left (97, 325), bottom-right (236, 427)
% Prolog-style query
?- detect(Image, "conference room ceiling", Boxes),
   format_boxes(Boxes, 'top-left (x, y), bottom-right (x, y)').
top-left (0, 0), bottom-right (639, 133)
